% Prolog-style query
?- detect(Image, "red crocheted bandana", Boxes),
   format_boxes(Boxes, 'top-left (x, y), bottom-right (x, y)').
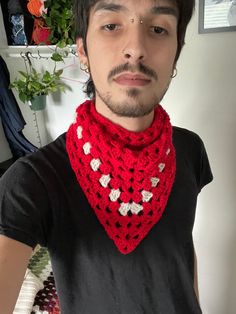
top-left (66, 101), bottom-right (176, 254)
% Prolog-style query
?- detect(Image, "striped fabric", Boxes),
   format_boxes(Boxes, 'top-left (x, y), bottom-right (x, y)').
top-left (13, 269), bottom-right (44, 314)
top-left (28, 246), bottom-right (52, 281)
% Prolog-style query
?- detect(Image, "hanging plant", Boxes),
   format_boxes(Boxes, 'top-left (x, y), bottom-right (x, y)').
top-left (10, 51), bottom-right (67, 106)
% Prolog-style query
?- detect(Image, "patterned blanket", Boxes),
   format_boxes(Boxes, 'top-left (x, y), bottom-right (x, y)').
top-left (14, 246), bottom-right (60, 314)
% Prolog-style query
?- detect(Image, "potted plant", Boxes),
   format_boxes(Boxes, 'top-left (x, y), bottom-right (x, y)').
top-left (10, 51), bottom-right (67, 111)
top-left (43, 0), bottom-right (75, 48)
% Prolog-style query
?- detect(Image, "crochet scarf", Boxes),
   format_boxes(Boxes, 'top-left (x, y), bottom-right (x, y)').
top-left (66, 100), bottom-right (176, 254)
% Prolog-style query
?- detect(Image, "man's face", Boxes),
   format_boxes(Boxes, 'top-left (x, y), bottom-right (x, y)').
top-left (77, 0), bottom-right (178, 118)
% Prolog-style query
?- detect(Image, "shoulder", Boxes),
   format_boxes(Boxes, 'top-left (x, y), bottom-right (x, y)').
top-left (172, 126), bottom-right (207, 163)
top-left (30, 133), bottom-right (67, 163)
top-left (1, 133), bottom-right (70, 191)
top-left (173, 126), bottom-right (204, 150)
top-left (172, 126), bottom-right (213, 191)
top-left (0, 133), bottom-right (72, 247)
top-left (19, 133), bottom-right (68, 174)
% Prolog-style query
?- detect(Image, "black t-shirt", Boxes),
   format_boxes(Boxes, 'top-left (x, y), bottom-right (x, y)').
top-left (0, 127), bottom-right (213, 314)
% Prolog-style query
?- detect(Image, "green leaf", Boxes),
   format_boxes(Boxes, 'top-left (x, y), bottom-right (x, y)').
top-left (55, 69), bottom-right (63, 76)
top-left (43, 71), bottom-right (52, 82)
top-left (51, 53), bottom-right (64, 62)
top-left (18, 71), bottom-right (28, 78)
top-left (32, 68), bottom-right (37, 76)
top-left (57, 41), bottom-right (66, 49)
top-left (19, 92), bottom-right (27, 103)
top-left (18, 80), bottom-right (26, 88)
top-left (68, 38), bottom-right (73, 46)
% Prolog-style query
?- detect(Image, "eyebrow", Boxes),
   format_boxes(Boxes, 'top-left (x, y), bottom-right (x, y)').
top-left (151, 6), bottom-right (179, 19)
top-left (93, 2), bottom-right (127, 13)
top-left (93, 1), bottom-right (178, 18)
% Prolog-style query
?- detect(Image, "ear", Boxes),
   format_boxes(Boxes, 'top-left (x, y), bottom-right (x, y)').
top-left (77, 38), bottom-right (88, 66)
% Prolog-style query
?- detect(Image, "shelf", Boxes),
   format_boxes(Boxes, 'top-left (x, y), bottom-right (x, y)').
top-left (0, 44), bottom-right (77, 58)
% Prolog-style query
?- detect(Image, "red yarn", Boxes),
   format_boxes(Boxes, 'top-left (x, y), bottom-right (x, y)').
top-left (66, 101), bottom-right (176, 254)
top-left (49, 298), bottom-right (60, 314)
top-left (34, 272), bottom-right (60, 312)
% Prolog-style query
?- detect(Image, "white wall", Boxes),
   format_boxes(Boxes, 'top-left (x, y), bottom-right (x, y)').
top-left (0, 53), bottom-right (50, 160)
top-left (0, 50), bottom-right (87, 158)
top-left (162, 2), bottom-right (236, 314)
top-left (0, 1), bottom-right (236, 313)
top-left (0, 3), bottom-right (86, 156)
top-left (1, 51), bottom-right (87, 141)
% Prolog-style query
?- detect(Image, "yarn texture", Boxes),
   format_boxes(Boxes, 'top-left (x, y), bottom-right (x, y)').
top-left (66, 101), bottom-right (176, 254)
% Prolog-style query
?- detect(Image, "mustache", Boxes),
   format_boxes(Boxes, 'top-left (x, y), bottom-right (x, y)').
top-left (108, 63), bottom-right (158, 81)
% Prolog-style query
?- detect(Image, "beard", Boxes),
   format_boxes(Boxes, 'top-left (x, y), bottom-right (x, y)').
top-left (95, 84), bottom-right (170, 118)
top-left (92, 62), bottom-right (172, 118)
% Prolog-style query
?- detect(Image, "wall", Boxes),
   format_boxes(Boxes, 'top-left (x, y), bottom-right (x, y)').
top-left (162, 2), bottom-right (236, 314)
top-left (0, 51), bottom-right (51, 161)
top-left (0, 48), bottom-right (87, 148)
top-left (1, 1), bottom-right (236, 313)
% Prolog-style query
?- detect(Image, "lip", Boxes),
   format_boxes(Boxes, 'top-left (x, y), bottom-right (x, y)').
top-left (114, 73), bottom-right (151, 87)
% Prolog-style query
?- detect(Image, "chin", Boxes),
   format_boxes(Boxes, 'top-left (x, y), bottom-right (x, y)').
top-left (106, 99), bottom-right (158, 118)
top-left (96, 88), bottom-right (161, 117)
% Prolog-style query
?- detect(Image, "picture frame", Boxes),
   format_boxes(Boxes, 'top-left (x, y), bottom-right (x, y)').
top-left (199, 0), bottom-right (236, 33)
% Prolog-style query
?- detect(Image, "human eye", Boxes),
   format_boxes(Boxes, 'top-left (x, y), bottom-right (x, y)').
top-left (102, 24), bottom-right (120, 31)
top-left (151, 26), bottom-right (168, 35)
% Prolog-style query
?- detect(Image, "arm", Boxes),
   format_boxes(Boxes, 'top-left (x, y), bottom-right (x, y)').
top-left (193, 246), bottom-right (200, 302)
top-left (0, 235), bottom-right (32, 314)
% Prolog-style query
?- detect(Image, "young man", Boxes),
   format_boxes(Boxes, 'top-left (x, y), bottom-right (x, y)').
top-left (0, 0), bottom-right (213, 313)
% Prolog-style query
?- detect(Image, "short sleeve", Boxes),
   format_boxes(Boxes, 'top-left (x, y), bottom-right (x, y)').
top-left (0, 159), bottom-right (51, 248)
top-left (197, 138), bottom-right (213, 192)
top-left (173, 127), bottom-right (213, 194)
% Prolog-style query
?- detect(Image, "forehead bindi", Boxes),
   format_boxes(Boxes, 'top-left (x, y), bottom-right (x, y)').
top-left (92, 0), bottom-right (179, 19)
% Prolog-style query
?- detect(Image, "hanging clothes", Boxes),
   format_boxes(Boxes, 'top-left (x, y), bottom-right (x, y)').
top-left (18, 0), bottom-right (34, 43)
top-left (0, 0), bottom-right (34, 45)
top-left (0, 55), bottom-right (37, 159)
top-left (8, 0), bottom-right (28, 45)
top-left (0, 0), bottom-right (30, 45)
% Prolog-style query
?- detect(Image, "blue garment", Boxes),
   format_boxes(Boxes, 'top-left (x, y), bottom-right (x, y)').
top-left (0, 55), bottom-right (37, 159)
top-left (10, 14), bottom-right (28, 45)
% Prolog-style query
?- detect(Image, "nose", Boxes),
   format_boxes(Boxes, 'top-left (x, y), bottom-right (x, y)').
top-left (122, 27), bottom-right (147, 63)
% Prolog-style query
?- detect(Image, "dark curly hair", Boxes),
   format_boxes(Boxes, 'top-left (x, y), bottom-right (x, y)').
top-left (73, 0), bottom-right (195, 98)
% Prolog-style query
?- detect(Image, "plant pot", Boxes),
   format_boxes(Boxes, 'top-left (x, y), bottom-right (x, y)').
top-left (29, 95), bottom-right (46, 111)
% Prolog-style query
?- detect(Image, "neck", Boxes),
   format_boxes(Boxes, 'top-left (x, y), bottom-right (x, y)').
top-left (95, 101), bottom-right (155, 133)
